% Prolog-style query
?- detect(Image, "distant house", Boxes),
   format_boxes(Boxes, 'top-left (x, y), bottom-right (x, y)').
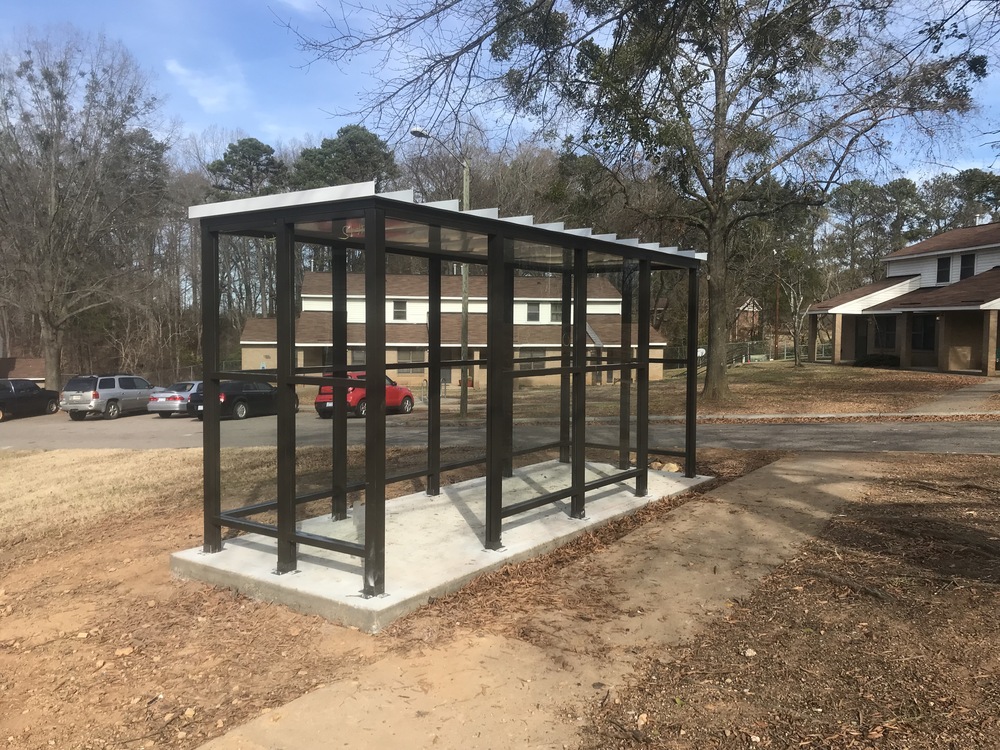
top-left (732, 297), bottom-right (762, 341)
top-left (0, 357), bottom-right (45, 383)
top-left (241, 272), bottom-right (669, 386)
top-left (807, 222), bottom-right (1000, 375)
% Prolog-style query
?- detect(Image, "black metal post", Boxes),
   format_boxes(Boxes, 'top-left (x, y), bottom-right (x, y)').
top-left (619, 265), bottom-right (633, 470)
top-left (685, 266), bottom-right (699, 478)
top-left (275, 222), bottom-right (297, 573)
top-left (201, 225), bottom-right (222, 553)
top-left (485, 232), bottom-right (506, 550)
top-left (635, 260), bottom-right (651, 497)
top-left (559, 267), bottom-right (572, 463)
top-left (502, 254), bottom-right (515, 478)
top-left (363, 208), bottom-right (387, 597)
top-left (331, 248), bottom-right (348, 519)
top-left (427, 249), bottom-right (442, 495)
top-left (570, 247), bottom-right (587, 519)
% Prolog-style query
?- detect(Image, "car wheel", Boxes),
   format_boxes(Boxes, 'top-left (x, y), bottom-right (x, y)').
top-left (293, 395), bottom-right (300, 413)
top-left (355, 399), bottom-right (367, 418)
top-left (45, 399), bottom-right (58, 414)
top-left (197, 414), bottom-right (204, 421)
top-left (399, 396), bottom-right (414, 414)
top-left (157, 412), bottom-right (172, 418)
top-left (104, 401), bottom-right (121, 420)
top-left (233, 400), bottom-right (249, 420)
top-left (69, 411), bottom-right (86, 421)
top-left (318, 411), bottom-right (332, 419)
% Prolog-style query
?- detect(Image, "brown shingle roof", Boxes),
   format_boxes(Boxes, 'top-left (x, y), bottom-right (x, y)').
top-left (884, 222), bottom-right (1000, 260)
top-left (866, 266), bottom-right (1000, 311)
top-left (243, 312), bottom-right (662, 348)
top-left (809, 276), bottom-right (918, 313)
top-left (301, 272), bottom-right (622, 299)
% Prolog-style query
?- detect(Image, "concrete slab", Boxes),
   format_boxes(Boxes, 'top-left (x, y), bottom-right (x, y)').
top-left (171, 460), bottom-right (710, 632)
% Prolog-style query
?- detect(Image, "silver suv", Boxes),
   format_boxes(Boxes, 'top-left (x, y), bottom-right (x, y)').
top-left (60, 374), bottom-right (155, 420)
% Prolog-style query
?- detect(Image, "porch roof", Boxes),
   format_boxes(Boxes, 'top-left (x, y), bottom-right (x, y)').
top-left (866, 267), bottom-right (1000, 312)
top-left (809, 275), bottom-right (920, 315)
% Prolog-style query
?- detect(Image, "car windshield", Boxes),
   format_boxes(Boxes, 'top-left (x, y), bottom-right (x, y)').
top-left (166, 382), bottom-right (195, 392)
top-left (64, 376), bottom-right (97, 391)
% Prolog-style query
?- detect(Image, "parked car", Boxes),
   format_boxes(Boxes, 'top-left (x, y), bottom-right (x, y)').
top-left (314, 372), bottom-right (415, 418)
top-left (0, 379), bottom-right (60, 421)
top-left (147, 380), bottom-right (203, 418)
top-left (187, 380), bottom-right (299, 420)
top-left (59, 374), bottom-right (156, 420)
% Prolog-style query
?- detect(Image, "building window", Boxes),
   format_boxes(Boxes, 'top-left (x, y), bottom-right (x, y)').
top-left (936, 257), bottom-right (950, 283)
top-left (393, 300), bottom-right (407, 321)
top-left (397, 348), bottom-right (424, 373)
top-left (551, 303), bottom-right (562, 323)
top-left (960, 253), bottom-right (976, 280)
top-left (516, 348), bottom-right (547, 370)
top-left (526, 302), bottom-right (540, 322)
top-left (350, 348), bottom-right (367, 366)
top-left (873, 316), bottom-right (896, 350)
top-left (911, 314), bottom-right (936, 352)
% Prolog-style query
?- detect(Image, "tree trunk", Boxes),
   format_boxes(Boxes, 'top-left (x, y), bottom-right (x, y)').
top-left (40, 318), bottom-right (63, 391)
top-left (702, 227), bottom-right (731, 402)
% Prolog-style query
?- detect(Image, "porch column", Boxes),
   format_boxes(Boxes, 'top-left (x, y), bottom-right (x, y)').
top-left (831, 314), bottom-right (842, 365)
top-left (983, 309), bottom-right (998, 376)
top-left (899, 313), bottom-right (912, 369)
top-left (936, 314), bottom-right (949, 372)
top-left (806, 314), bottom-right (818, 363)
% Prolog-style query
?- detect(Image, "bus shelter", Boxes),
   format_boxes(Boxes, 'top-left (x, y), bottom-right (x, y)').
top-left (192, 182), bottom-right (701, 598)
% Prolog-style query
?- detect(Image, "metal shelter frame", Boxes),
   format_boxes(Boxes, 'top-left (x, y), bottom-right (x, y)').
top-left (192, 182), bottom-right (702, 598)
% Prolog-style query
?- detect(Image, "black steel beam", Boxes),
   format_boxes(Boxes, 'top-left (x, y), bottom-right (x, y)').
top-left (560, 268), bottom-right (572, 463)
top-left (619, 266), bottom-right (633, 469)
top-left (635, 260), bottom-right (651, 497)
top-left (363, 207), bottom-right (387, 597)
top-left (201, 227), bottom-right (222, 554)
top-left (485, 232), bottom-right (505, 550)
top-left (570, 247), bottom-right (587, 519)
top-left (331, 247), bottom-right (349, 519)
top-left (427, 249), bottom-right (442, 496)
top-left (685, 266), bottom-right (699, 478)
top-left (275, 222), bottom-right (298, 574)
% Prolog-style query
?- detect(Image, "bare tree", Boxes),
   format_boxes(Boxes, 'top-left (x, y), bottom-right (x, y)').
top-left (290, 0), bottom-right (994, 401)
top-left (0, 29), bottom-right (168, 388)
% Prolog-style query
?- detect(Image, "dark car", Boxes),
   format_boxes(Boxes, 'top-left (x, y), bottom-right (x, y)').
top-left (0, 379), bottom-right (59, 421)
top-left (187, 380), bottom-right (299, 420)
top-left (314, 372), bottom-right (415, 418)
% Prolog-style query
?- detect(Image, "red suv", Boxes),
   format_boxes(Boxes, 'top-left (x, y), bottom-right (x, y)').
top-left (314, 372), bottom-right (415, 418)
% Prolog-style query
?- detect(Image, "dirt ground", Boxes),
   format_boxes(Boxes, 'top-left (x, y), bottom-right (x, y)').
top-left (1, 366), bottom-right (997, 749)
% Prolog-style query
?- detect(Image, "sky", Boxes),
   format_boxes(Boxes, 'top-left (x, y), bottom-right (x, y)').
top-left (1, 0), bottom-right (998, 176)
top-left (0, 0), bottom-right (372, 146)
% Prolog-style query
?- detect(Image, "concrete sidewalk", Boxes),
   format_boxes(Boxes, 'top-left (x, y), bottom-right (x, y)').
top-left (196, 453), bottom-right (880, 750)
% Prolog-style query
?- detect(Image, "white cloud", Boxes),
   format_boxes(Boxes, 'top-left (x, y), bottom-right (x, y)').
top-left (165, 58), bottom-right (250, 114)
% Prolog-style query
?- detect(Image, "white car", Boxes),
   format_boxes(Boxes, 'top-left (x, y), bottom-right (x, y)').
top-left (147, 380), bottom-right (203, 418)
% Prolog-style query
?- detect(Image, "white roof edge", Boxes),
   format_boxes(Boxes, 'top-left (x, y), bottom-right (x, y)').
top-left (423, 199), bottom-right (461, 210)
top-left (503, 215), bottom-right (535, 225)
top-left (189, 181), bottom-right (377, 219)
top-left (827, 276), bottom-right (923, 314)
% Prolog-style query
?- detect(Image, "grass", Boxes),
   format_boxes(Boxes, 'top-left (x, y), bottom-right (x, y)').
top-left (465, 361), bottom-right (988, 418)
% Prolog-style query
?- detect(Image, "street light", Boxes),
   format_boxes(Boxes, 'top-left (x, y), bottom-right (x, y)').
top-left (411, 126), bottom-right (471, 418)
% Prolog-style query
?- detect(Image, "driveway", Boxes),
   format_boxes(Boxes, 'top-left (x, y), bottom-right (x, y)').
top-left (4, 410), bottom-right (999, 455)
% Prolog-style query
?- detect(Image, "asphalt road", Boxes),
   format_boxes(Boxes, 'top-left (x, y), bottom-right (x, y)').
top-left (3, 408), bottom-right (998, 455)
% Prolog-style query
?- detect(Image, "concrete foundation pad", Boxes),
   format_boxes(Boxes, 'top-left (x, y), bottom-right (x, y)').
top-left (171, 460), bottom-right (710, 632)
